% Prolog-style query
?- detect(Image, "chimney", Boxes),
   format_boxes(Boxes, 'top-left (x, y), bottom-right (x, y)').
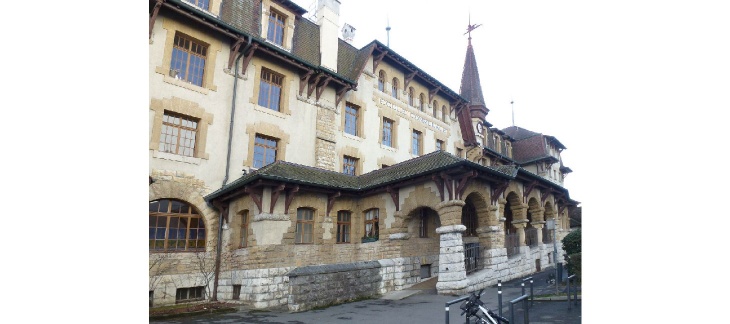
top-left (317, 0), bottom-right (340, 72)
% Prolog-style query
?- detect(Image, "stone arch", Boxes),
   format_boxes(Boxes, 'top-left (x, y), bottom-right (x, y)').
top-left (525, 197), bottom-right (541, 246)
top-left (462, 191), bottom-right (489, 235)
top-left (397, 183), bottom-right (442, 229)
top-left (503, 191), bottom-right (520, 235)
top-left (405, 206), bottom-right (440, 239)
top-left (149, 172), bottom-right (216, 250)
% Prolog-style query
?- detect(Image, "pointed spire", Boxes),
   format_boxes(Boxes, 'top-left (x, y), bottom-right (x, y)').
top-left (459, 20), bottom-right (488, 118)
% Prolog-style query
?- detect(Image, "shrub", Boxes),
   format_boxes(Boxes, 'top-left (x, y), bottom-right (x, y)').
top-left (561, 228), bottom-right (581, 255)
top-left (565, 252), bottom-right (581, 281)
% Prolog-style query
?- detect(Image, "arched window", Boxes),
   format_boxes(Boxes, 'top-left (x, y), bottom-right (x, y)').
top-left (432, 100), bottom-right (438, 117)
top-left (149, 199), bottom-right (206, 251)
top-left (442, 105), bottom-right (447, 121)
top-left (462, 202), bottom-right (478, 237)
top-left (391, 78), bottom-right (399, 98)
top-left (408, 87), bottom-right (414, 106)
top-left (378, 70), bottom-right (385, 92)
top-left (419, 93), bottom-right (425, 111)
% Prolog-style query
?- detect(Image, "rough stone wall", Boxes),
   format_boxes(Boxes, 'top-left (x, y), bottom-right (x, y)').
top-left (287, 261), bottom-right (382, 312)
top-left (315, 106), bottom-right (337, 170)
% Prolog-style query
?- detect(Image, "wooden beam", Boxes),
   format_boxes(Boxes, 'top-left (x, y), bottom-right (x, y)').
top-left (315, 76), bottom-right (333, 101)
top-left (299, 70), bottom-right (314, 96)
top-left (335, 86), bottom-right (349, 107)
top-left (327, 191), bottom-right (341, 217)
top-left (307, 73), bottom-right (323, 98)
top-left (404, 71), bottom-right (416, 89)
top-left (239, 43), bottom-right (258, 76)
top-left (491, 181), bottom-right (509, 205)
top-left (540, 188), bottom-right (553, 205)
top-left (269, 184), bottom-right (286, 213)
top-left (227, 37), bottom-right (245, 70)
top-left (386, 186), bottom-right (399, 211)
top-left (284, 185), bottom-right (299, 214)
top-left (244, 186), bottom-right (263, 214)
top-left (429, 86), bottom-right (441, 102)
top-left (149, 0), bottom-right (166, 39)
top-left (372, 50), bottom-right (387, 73)
top-left (456, 170), bottom-right (478, 200)
top-left (431, 174), bottom-right (445, 201)
top-left (523, 180), bottom-right (539, 202)
top-left (441, 172), bottom-right (453, 201)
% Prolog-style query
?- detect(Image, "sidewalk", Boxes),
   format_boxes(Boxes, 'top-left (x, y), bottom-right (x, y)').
top-left (152, 267), bottom-right (580, 324)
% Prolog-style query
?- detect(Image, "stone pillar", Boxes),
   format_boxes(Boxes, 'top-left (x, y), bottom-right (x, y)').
top-left (435, 200), bottom-right (467, 293)
top-left (315, 106), bottom-right (336, 171)
top-left (532, 223), bottom-right (545, 245)
top-left (435, 224), bottom-right (468, 294)
top-left (479, 204), bottom-right (500, 249)
top-left (512, 220), bottom-right (528, 246)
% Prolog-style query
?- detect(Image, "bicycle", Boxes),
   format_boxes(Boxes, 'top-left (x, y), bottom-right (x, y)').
top-left (459, 289), bottom-right (510, 324)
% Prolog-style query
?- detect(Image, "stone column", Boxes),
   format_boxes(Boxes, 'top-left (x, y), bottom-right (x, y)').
top-left (512, 220), bottom-right (528, 246)
top-left (532, 223), bottom-right (545, 245)
top-left (435, 200), bottom-right (468, 294)
top-left (479, 204), bottom-right (500, 249)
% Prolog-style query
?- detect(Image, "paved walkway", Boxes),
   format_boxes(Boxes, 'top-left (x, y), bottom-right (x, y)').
top-left (152, 267), bottom-right (581, 324)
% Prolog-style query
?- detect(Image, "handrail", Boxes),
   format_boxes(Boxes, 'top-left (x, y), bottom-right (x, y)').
top-left (567, 274), bottom-right (578, 308)
top-left (521, 277), bottom-right (534, 307)
top-left (509, 295), bottom-right (530, 324)
top-left (444, 295), bottom-right (470, 324)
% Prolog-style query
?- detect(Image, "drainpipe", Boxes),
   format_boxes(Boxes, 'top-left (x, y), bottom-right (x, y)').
top-left (212, 35), bottom-right (251, 302)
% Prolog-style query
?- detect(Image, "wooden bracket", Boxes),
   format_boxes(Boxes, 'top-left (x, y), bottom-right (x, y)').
top-left (523, 180), bottom-right (539, 202)
top-left (227, 37), bottom-right (245, 70)
top-left (239, 43), bottom-right (258, 76)
top-left (431, 174), bottom-right (445, 201)
top-left (149, 0), bottom-right (166, 39)
top-left (404, 71), bottom-right (416, 89)
top-left (335, 86), bottom-right (350, 107)
top-left (299, 70), bottom-right (314, 96)
top-left (211, 201), bottom-right (229, 224)
top-left (315, 76), bottom-right (333, 101)
top-left (429, 86), bottom-right (441, 102)
top-left (307, 73), bottom-right (323, 98)
top-left (284, 185), bottom-right (299, 214)
top-left (456, 170), bottom-right (478, 200)
top-left (244, 186), bottom-right (263, 214)
top-left (326, 191), bottom-right (341, 217)
top-left (440, 172), bottom-right (453, 201)
top-left (540, 188), bottom-right (553, 206)
top-left (372, 50), bottom-right (387, 73)
top-left (269, 184), bottom-right (286, 213)
top-left (386, 186), bottom-right (400, 211)
top-left (491, 181), bottom-right (510, 205)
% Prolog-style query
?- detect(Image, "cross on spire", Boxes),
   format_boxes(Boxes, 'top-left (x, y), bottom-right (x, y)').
top-left (464, 14), bottom-right (482, 45)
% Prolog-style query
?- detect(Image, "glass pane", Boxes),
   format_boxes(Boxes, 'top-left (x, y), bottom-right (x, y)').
top-left (149, 201), bottom-right (159, 212)
top-left (156, 228), bottom-right (166, 239)
top-left (258, 82), bottom-right (270, 107)
top-left (149, 216), bottom-right (156, 226)
top-left (158, 200), bottom-right (169, 212)
top-left (170, 200), bottom-right (183, 213)
top-left (149, 228), bottom-right (156, 239)
top-left (157, 216), bottom-right (167, 227)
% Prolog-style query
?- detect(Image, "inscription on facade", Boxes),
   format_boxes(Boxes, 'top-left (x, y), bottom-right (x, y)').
top-left (378, 98), bottom-right (448, 134)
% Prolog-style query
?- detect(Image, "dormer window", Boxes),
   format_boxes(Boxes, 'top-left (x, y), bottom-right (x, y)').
top-left (267, 9), bottom-right (286, 46)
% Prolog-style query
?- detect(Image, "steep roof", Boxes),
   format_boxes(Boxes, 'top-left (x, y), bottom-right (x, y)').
top-left (459, 41), bottom-right (486, 108)
top-left (502, 126), bottom-right (540, 141)
top-left (205, 151), bottom-right (517, 201)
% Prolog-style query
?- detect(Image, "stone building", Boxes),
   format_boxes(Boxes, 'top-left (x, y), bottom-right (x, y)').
top-left (148, 0), bottom-right (579, 310)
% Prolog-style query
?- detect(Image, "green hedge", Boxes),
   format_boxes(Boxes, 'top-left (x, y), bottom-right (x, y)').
top-left (561, 229), bottom-right (581, 281)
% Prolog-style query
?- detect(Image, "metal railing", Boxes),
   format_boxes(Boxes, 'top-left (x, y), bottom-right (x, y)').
top-left (505, 233), bottom-right (520, 257)
top-left (464, 243), bottom-right (484, 274)
top-left (510, 295), bottom-right (530, 324)
top-left (567, 274), bottom-right (579, 309)
top-left (525, 228), bottom-right (538, 247)
top-left (444, 294), bottom-right (470, 324)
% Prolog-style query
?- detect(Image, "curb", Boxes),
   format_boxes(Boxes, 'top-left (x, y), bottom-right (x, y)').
top-left (149, 307), bottom-right (238, 321)
top-left (533, 295), bottom-right (581, 302)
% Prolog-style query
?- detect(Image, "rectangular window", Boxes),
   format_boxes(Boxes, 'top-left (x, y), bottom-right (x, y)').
top-left (343, 155), bottom-right (357, 176)
top-left (267, 10), bottom-right (286, 46)
top-left (295, 208), bottom-right (314, 244)
top-left (232, 285), bottom-right (241, 300)
top-left (364, 209), bottom-right (379, 239)
top-left (175, 286), bottom-right (205, 303)
top-left (436, 139), bottom-right (444, 152)
top-left (170, 33), bottom-right (207, 87)
top-left (412, 130), bottom-right (422, 156)
top-left (184, 0), bottom-right (209, 10)
top-left (344, 103), bottom-right (359, 136)
top-left (336, 211), bottom-right (351, 243)
top-left (382, 118), bottom-right (393, 147)
top-left (419, 210), bottom-right (428, 238)
top-left (253, 135), bottom-right (278, 168)
top-left (258, 68), bottom-right (283, 111)
top-left (159, 111), bottom-right (199, 157)
top-left (240, 210), bottom-right (249, 248)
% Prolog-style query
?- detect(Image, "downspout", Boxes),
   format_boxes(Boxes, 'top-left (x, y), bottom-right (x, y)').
top-left (212, 35), bottom-right (251, 302)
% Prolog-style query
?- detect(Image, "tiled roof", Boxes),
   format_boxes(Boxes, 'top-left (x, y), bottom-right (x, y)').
top-left (502, 126), bottom-right (540, 141)
top-left (291, 17), bottom-right (321, 66)
top-left (205, 151), bottom-right (518, 201)
top-left (459, 43), bottom-right (486, 107)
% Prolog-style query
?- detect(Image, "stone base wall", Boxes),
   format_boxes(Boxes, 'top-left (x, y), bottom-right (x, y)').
top-left (378, 255), bottom-right (439, 294)
top-left (287, 261), bottom-right (381, 312)
top-left (217, 267), bottom-right (292, 308)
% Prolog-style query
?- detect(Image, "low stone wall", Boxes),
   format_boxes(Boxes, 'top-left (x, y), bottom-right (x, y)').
top-left (220, 267), bottom-right (292, 308)
top-left (378, 256), bottom-right (439, 294)
top-left (287, 261), bottom-right (382, 312)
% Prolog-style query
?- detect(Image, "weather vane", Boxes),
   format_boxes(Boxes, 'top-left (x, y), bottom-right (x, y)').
top-left (464, 13), bottom-right (482, 44)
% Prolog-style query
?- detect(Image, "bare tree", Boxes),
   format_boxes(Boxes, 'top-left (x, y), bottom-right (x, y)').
top-left (149, 252), bottom-right (178, 306)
